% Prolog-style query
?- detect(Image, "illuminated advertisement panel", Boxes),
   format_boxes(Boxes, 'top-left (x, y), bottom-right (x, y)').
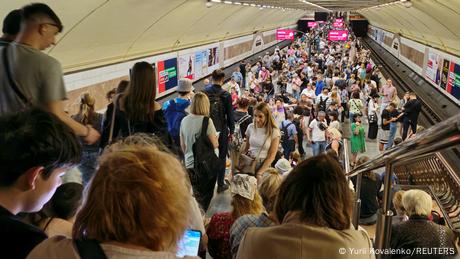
top-left (157, 58), bottom-right (178, 94)
top-left (276, 29), bottom-right (294, 40)
top-left (328, 30), bottom-right (348, 41)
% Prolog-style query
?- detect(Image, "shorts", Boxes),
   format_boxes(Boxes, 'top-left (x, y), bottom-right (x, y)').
top-left (379, 129), bottom-right (390, 144)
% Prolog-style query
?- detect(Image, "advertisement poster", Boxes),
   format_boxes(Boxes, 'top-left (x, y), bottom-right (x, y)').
top-left (194, 50), bottom-right (208, 79)
top-left (157, 58), bottom-right (178, 94)
top-left (447, 62), bottom-right (460, 100)
top-left (425, 51), bottom-right (441, 85)
top-left (178, 53), bottom-right (195, 80)
top-left (307, 21), bottom-right (318, 28)
top-left (440, 59), bottom-right (450, 90)
top-left (207, 47), bottom-right (219, 71)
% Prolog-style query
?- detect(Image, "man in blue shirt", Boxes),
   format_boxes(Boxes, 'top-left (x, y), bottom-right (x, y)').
top-left (280, 111), bottom-right (298, 160)
top-left (232, 67), bottom-right (243, 88)
top-left (315, 74), bottom-right (325, 96)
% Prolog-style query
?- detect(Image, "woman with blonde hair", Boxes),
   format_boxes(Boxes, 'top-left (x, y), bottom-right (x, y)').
top-left (180, 92), bottom-right (219, 211)
top-left (242, 102), bottom-right (281, 180)
top-left (326, 127), bottom-right (343, 159)
top-left (71, 92), bottom-right (103, 185)
top-left (207, 174), bottom-right (264, 259)
top-left (27, 142), bottom-right (198, 259)
top-left (230, 169), bottom-right (283, 258)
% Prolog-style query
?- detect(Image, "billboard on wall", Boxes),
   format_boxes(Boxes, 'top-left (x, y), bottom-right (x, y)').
top-left (208, 47), bottom-right (219, 71)
top-left (425, 51), bottom-right (441, 85)
top-left (447, 62), bottom-right (460, 100)
top-left (440, 59), bottom-right (450, 90)
top-left (333, 22), bottom-right (344, 28)
top-left (276, 29), bottom-right (294, 40)
top-left (157, 58), bottom-right (178, 94)
top-left (178, 53), bottom-right (195, 80)
top-left (194, 50), bottom-right (208, 79)
top-left (328, 30), bottom-right (348, 41)
top-left (335, 18), bottom-right (343, 23)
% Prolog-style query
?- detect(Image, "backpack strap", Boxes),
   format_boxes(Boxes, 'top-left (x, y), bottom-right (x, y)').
top-left (74, 239), bottom-right (108, 259)
top-left (2, 45), bottom-right (31, 105)
top-left (201, 116), bottom-right (209, 138)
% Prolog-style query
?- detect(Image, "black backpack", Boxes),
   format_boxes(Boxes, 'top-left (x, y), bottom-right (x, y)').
top-left (318, 96), bottom-right (329, 112)
top-left (280, 121), bottom-right (293, 144)
top-left (193, 117), bottom-right (220, 179)
top-left (207, 91), bottom-right (226, 132)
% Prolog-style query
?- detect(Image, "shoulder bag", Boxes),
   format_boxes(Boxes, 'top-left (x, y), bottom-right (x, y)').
top-left (2, 45), bottom-right (32, 108)
top-left (236, 131), bottom-right (270, 175)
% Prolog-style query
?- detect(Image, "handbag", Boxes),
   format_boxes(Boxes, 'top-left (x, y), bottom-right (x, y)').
top-left (368, 113), bottom-right (377, 124)
top-left (236, 133), bottom-right (270, 175)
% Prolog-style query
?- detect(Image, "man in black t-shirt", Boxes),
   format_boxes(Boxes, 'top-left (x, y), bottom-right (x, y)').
top-left (379, 103), bottom-right (399, 152)
top-left (0, 108), bottom-right (81, 259)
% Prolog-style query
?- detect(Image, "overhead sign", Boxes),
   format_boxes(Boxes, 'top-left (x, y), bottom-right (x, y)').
top-left (333, 22), bottom-right (344, 28)
top-left (335, 18), bottom-right (343, 23)
top-left (276, 29), bottom-right (294, 40)
top-left (307, 21), bottom-right (318, 28)
top-left (328, 30), bottom-right (349, 41)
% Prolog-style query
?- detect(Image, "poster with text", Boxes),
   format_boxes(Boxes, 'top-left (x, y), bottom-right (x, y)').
top-left (425, 51), bottom-right (441, 85)
top-left (178, 53), bottom-right (195, 80)
top-left (207, 47), bottom-right (219, 72)
top-left (157, 58), bottom-right (178, 94)
top-left (447, 62), bottom-right (460, 100)
top-left (440, 59), bottom-right (450, 90)
top-left (194, 50), bottom-right (208, 79)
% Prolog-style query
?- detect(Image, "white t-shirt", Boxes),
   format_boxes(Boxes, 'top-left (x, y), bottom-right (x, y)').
top-left (301, 88), bottom-right (316, 101)
top-left (245, 123), bottom-right (281, 159)
top-left (309, 119), bottom-right (327, 142)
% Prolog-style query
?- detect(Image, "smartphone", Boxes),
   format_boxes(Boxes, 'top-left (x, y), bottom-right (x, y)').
top-left (176, 229), bottom-right (202, 257)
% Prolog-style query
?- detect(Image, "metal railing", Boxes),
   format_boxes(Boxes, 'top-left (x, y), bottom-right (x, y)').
top-left (346, 113), bottom-right (460, 259)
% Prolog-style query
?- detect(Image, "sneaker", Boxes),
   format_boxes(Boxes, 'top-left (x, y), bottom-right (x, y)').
top-left (217, 183), bottom-right (229, 193)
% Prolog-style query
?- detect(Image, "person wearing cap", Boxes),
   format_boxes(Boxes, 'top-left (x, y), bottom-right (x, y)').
top-left (0, 9), bottom-right (21, 45)
top-left (0, 3), bottom-right (100, 144)
top-left (206, 174), bottom-right (264, 259)
top-left (163, 78), bottom-right (194, 146)
top-left (275, 158), bottom-right (292, 176)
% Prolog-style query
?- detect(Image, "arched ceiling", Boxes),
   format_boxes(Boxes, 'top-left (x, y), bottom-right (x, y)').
top-left (0, 0), bottom-right (307, 73)
top-left (358, 0), bottom-right (460, 56)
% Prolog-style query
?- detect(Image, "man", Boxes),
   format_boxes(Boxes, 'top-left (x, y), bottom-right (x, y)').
top-left (232, 66), bottom-right (243, 87)
top-left (315, 74), bottom-right (325, 96)
top-left (0, 3), bottom-right (100, 144)
top-left (0, 108), bottom-right (81, 259)
top-left (380, 79), bottom-right (397, 113)
top-left (0, 9), bottom-right (21, 45)
top-left (163, 78), bottom-right (194, 147)
top-left (316, 87), bottom-right (331, 112)
top-left (307, 111), bottom-right (328, 156)
top-left (380, 103), bottom-right (399, 151)
top-left (204, 69), bottom-right (234, 193)
top-left (280, 111), bottom-right (298, 160)
top-left (402, 92), bottom-right (422, 140)
top-left (239, 60), bottom-right (246, 88)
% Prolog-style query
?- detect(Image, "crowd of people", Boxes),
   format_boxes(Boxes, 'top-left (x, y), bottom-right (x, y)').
top-left (0, 3), bottom-right (458, 259)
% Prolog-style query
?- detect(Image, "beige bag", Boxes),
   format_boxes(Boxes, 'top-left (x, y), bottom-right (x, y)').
top-left (236, 135), bottom-right (269, 175)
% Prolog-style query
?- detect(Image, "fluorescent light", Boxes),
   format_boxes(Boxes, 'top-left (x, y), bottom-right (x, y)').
top-left (224, 1), bottom-right (232, 4)
top-left (234, 2), bottom-right (242, 5)
top-left (211, 0), bottom-right (221, 3)
top-left (243, 3), bottom-right (249, 6)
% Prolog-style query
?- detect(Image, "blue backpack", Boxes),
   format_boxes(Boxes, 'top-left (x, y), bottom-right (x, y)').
top-left (164, 99), bottom-right (188, 144)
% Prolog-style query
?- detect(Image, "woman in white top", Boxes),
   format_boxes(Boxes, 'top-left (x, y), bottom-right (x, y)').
top-left (243, 102), bottom-right (281, 181)
top-left (367, 94), bottom-right (379, 140)
top-left (180, 92), bottom-right (219, 211)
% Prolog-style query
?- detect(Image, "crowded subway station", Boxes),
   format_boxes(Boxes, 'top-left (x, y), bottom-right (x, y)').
top-left (1, 0), bottom-right (460, 258)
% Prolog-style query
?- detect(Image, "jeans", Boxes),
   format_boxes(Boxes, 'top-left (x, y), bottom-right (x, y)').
top-left (312, 141), bottom-right (327, 157)
top-left (385, 122), bottom-right (397, 149)
top-left (282, 140), bottom-right (295, 159)
top-left (78, 150), bottom-right (99, 186)
top-left (349, 112), bottom-right (355, 122)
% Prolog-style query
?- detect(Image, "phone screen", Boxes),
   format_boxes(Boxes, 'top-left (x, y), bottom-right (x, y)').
top-left (176, 229), bottom-right (201, 257)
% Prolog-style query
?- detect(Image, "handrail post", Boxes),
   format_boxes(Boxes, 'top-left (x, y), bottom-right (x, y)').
top-left (374, 161), bottom-right (394, 259)
top-left (352, 172), bottom-right (362, 230)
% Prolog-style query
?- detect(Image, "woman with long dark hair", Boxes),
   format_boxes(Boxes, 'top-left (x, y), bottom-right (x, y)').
top-left (101, 62), bottom-right (171, 151)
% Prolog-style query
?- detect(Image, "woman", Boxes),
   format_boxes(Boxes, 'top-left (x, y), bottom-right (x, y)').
top-left (235, 155), bottom-right (374, 259)
top-left (230, 169), bottom-right (282, 258)
top-left (243, 102), bottom-right (281, 181)
top-left (207, 174), bottom-right (264, 259)
top-left (100, 62), bottom-right (171, 150)
top-left (37, 183), bottom-right (83, 238)
top-left (350, 114), bottom-right (366, 166)
top-left (392, 190), bottom-right (409, 225)
top-left (328, 110), bottom-right (341, 132)
top-left (71, 93), bottom-right (103, 185)
top-left (348, 91), bottom-right (364, 122)
top-left (326, 127), bottom-right (343, 159)
top-left (367, 94), bottom-right (379, 140)
top-left (351, 156), bottom-right (382, 225)
top-left (27, 142), bottom-right (198, 259)
top-left (391, 190), bottom-right (458, 255)
top-left (180, 92), bottom-right (219, 211)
